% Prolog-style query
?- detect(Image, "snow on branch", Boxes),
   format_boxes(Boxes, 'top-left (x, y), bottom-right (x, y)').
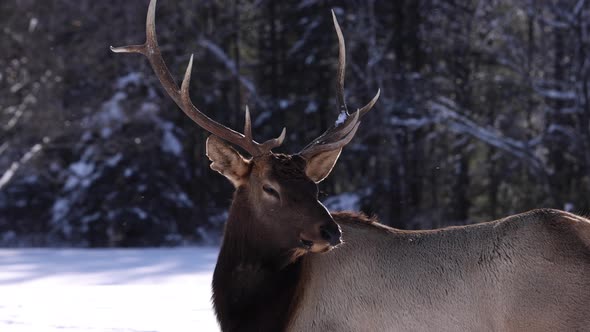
top-left (389, 116), bottom-right (435, 129)
top-left (429, 97), bottom-right (547, 175)
top-left (4, 106), bottom-right (24, 131)
top-left (0, 143), bottom-right (7, 157)
top-left (287, 17), bottom-right (321, 56)
top-left (532, 86), bottom-right (577, 101)
top-left (0, 141), bottom-right (45, 190)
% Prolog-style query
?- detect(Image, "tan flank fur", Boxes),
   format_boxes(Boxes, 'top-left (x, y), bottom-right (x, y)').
top-left (113, 1), bottom-right (590, 331)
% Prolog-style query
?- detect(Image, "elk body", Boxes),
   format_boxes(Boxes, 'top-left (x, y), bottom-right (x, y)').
top-left (113, 1), bottom-right (590, 331)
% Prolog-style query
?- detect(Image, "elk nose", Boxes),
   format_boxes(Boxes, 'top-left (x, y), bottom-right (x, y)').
top-left (320, 223), bottom-right (342, 246)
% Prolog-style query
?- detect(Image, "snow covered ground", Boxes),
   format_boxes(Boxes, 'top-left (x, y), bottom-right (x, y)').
top-left (0, 248), bottom-right (220, 332)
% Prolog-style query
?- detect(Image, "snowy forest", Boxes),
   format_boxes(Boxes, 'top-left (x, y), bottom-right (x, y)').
top-left (1, 0), bottom-right (590, 247)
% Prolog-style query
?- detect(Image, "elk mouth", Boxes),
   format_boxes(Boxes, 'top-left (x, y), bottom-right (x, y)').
top-left (299, 237), bottom-right (335, 253)
top-left (299, 238), bottom-right (314, 250)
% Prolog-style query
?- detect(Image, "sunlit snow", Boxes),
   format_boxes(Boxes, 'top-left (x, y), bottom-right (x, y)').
top-left (0, 248), bottom-right (220, 332)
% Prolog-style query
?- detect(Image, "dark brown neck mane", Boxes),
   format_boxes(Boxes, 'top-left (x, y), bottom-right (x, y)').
top-left (212, 191), bottom-right (376, 332)
top-left (211, 188), bottom-right (306, 332)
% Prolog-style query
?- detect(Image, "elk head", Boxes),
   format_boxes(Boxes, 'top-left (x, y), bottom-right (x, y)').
top-left (111, 0), bottom-right (379, 262)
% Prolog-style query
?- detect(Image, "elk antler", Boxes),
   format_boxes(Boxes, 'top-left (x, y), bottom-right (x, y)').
top-left (110, 0), bottom-right (285, 157)
top-left (300, 11), bottom-right (380, 159)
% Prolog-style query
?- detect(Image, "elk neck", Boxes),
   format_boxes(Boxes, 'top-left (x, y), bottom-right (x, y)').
top-left (212, 186), bottom-right (306, 332)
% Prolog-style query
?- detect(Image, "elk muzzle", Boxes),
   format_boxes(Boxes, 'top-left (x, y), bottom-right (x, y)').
top-left (320, 222), bottom-right (342, 246)
top-left (300, 221), bottom-right (342, 253)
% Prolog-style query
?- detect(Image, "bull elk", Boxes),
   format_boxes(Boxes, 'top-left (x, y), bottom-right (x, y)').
top-left (112, 1), bottom-right (590, 331)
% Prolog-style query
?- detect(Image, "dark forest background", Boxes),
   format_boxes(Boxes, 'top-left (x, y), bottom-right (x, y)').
top-left (1, 0), bottom-right (589, 247)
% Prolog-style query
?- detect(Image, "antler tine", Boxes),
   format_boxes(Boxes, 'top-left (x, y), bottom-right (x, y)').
top-left (332, 10), bottom-right (347, 115)
top-left (300, 110), bottom-right (360, 157)
top-left (111, 0), bottom-right (285, 157)
top-left (359, 88), bottom-right (381, 117)
top-left (298, 11), bottom-right (355, 158)
top-left (260, 127), bottom-right (287, 151)
top-left (244, 106), bottom-right (253, 141)
top-left (308, 122), bottom-right (360, 155)
top-left (299, 11), bottom-right (379, 159)
top-left (243, 105), bottom-right (285, 151)
top-left (111, 0), bottom-right (179, 105)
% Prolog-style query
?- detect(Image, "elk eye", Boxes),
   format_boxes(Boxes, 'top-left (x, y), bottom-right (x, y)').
top-left (262, 184), bottom-right (279, 198)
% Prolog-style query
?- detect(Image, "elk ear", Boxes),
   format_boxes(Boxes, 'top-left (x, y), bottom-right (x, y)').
top-left (303, 148), bottom-right (342, 183)
top-left (206, 135), bottom-right (250, 187)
